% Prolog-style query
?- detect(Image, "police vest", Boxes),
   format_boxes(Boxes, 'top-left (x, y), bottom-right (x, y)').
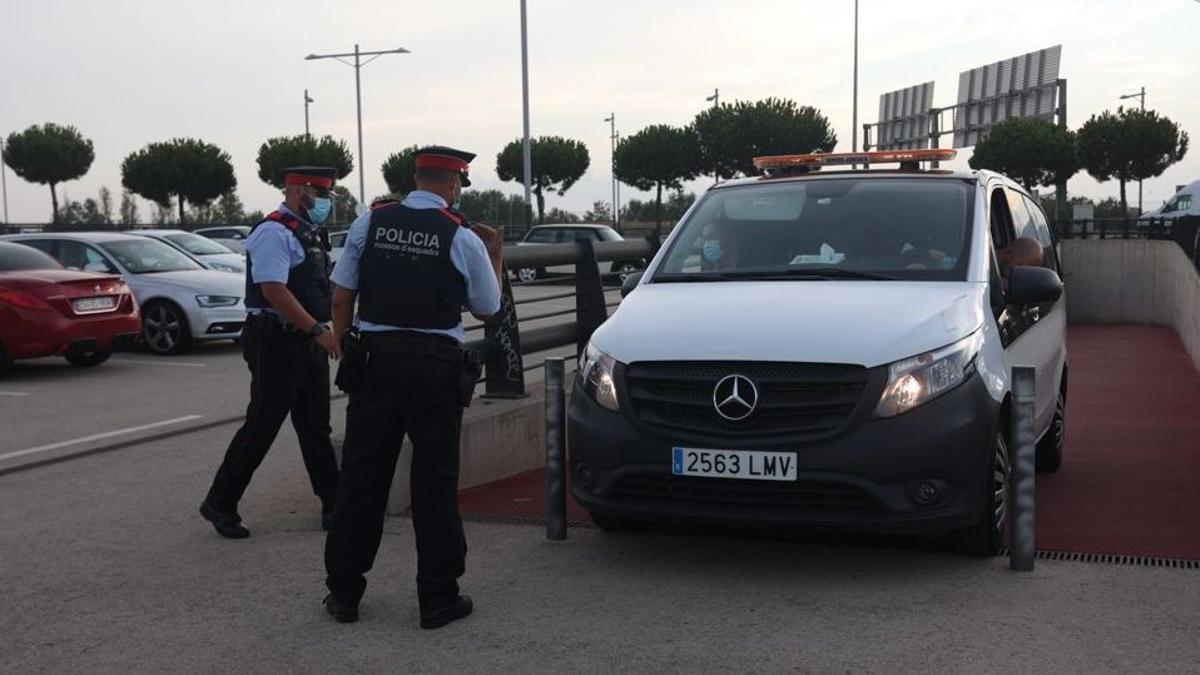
top-left (244, 211), bottom-right (333, 322)
top-left (358, 204), bottom-right (467, 330)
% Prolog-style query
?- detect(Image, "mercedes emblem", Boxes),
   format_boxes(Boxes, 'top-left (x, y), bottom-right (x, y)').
top-left (713, 374), bottom-right (759, 421)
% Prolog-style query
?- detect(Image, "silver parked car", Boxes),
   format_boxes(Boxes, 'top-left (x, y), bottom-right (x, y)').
top-left (513, 224), bottom-right (645, 283)
top-left (129, 229), bottom-right (246, 274)
top-left (194, 226), bottom-right (252, 255)
top-left (0, 232), bottom-right (245, 355)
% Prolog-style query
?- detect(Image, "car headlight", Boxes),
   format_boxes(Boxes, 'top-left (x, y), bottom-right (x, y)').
top-left (579, 342), bottom-right (620, 411)
top-left (196, 295), bottom-right (240, 308)
top-left (874, 329), bottom-right (983, 418)
top-left (209, 262), bottom-right (243, 273)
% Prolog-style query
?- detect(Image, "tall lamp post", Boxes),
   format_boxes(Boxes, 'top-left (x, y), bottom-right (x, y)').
top-left (604, 114), bottom-right (618, 229)
top-left (519, 0), bottom-right (535, 230)
top-left (852, 0), bottom-right (859, 153)
top-left (1120, 86), bottom-right (1147, 215)
top-left (705, 88), bottom-right (720, 184)
top-left (305, 44), bottom-right (411, 211)
top-left (304, 89), bottom-right (314, 137)
top-left (0, 138), bottom-right (9, 225)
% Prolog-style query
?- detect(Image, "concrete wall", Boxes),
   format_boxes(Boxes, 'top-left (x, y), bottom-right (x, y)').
top-left (1061, 239), bottom-right (1200, 371)
top-left (387, 389), bottom-right (551, 515)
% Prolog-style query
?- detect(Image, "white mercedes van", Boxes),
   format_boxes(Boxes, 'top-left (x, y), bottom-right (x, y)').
top-left (568, 150), bottom-right (1068, 555)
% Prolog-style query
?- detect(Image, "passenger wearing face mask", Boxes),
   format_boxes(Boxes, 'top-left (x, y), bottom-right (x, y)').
top-left (698, 221), bottom-right (737, 271)
top-left (200, 166), bottom-right (342, 540)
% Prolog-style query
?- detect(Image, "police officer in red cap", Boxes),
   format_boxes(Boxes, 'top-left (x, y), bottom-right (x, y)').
top-left (200, 166), bottom-right (342, 539)
top-left (322, 146), bottom-right (505, 629)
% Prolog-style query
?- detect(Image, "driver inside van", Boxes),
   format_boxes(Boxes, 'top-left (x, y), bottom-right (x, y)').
top-left (996, 237), bottom-right (1044, 288)
top-left (697, 221), bottom-right (738, 271)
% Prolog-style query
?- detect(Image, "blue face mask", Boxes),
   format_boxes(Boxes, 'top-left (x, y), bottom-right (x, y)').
top-left (308, 197), bottom-right (332, 224)
top-left (702, 239), bottom-right (724, 262)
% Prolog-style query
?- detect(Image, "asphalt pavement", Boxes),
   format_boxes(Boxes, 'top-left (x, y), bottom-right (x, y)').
top-left (1, 420), bottom-right (1197, 673)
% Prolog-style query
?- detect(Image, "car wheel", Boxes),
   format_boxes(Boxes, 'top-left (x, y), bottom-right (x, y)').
top-left (65, 349), bottom-right (113, 367)
top-left (1036, 390), bottom-right (1066, 473)
top-left (950, 427), bottom-right (1010, 557)
top-left (590, 512), bottom-right (636, 533)
top-left (516, 267), bottom-right (539, 283)
top-left (142, 301), bottom-right (193, 355)
top-left (615, 262), bottom-right (642, 283)
top-left (0, 343), bottom-right (11, 380)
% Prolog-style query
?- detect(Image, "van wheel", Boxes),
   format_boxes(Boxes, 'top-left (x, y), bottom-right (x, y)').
top-left (142, 301), bottom-right (193, 355)
top-left (950, 428), bottom-right (1009, 556)
top-left (65, 349), bottom-right (113, 367)
top-left (1036, 391), bottom-right (1065, 473)
top-left (0, 343), bottom-right (12, 380)
top-left (590, 512), bottom-right (635, 533)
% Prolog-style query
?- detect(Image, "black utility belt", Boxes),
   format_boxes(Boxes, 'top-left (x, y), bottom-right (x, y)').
top-left (361, 330), bottom-right (463, 362)
top-left (247, 312), bottom-right (325, 337)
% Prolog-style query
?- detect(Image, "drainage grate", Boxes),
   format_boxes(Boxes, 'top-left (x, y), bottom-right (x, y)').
top-left (1000, 548), bottom-right (1200, 569)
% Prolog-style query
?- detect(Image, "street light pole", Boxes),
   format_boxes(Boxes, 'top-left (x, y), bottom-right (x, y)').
top-left (0, 138), bottom-right (9, 225)
top-left (520, 0), bottom-right (535, 230)
top-left (705, 88), bottom-right (720, 184)
top-left (1120, 86), bottom-right (1147, 214)
top-left (304, 89), bottom-right (314, 138)
top-left (305, 44), bottom-right (411, 212)
top-left (604, 114), bottom-right (617, 229)
top-left (852, 0), bottom-right (859, 153)
top-left (615, 130), bottom-right (621, 225)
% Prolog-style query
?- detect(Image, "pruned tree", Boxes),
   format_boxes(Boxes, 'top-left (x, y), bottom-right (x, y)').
top-left (969, 118), bottom-right (1079, 191)
top-left (381, 145), bottom-right (421, 196)
top-left (99, 187), bottom-right (114, 224)
top-left (1078, 107), bottom-right (1190, 215)
top-left (119, 190), bottom-right (140, 225)
top-left (496, 136), bottom-right (590, 223)
top-left (614, 124), bottom-right (700, 232)
top-left (2, 123), bottom-right (95, 223)
top-left (256, 134), bottom-right (353, 189)
top-left (121, 138), bottom-right (237, 224)
top-left (693, 98), bottom-right (837, 179)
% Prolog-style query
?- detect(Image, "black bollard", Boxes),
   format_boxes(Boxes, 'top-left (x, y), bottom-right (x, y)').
top-left (545, 357), bottom-right (568, 541)
top-left (1009, 366), bottom-right (1037, 571)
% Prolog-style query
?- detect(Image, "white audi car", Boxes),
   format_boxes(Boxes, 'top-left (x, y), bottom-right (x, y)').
top-left (129, 229), bottom-right (246, 274)
top-left (0, 232), bottom-right (245, 355)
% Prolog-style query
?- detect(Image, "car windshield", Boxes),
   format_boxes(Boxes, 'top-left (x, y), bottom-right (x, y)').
top-left (596, 227), bottom-right (623, 242)
top-left (163, 233), bottom-right (234, 256)
top-left (0, 243), bottom-right (65, 271)
top-left (654, 177), bottom-right (974, 282)
top-left (100, 239), bottom-right (204, 274)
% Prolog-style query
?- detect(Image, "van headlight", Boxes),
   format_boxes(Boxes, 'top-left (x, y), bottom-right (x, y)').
top-left (196, 295), bottom-right (240, 308)
top-left (579, 342), bottom-right (620, 411)
top-left (874, 329), bottom-right (983, 418)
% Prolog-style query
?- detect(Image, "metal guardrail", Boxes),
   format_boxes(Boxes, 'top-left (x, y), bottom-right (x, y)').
top-left (466, 235), bottom-right (660, 398)
top-left (1054, 216), bottom-right (1200, 272)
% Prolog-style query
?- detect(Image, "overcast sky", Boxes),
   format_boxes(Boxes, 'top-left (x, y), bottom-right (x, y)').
top-left (2, 0), bottom-right (1197, 223)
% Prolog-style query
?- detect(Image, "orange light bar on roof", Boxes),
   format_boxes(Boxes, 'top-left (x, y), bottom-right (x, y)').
top-left (753, 148), bottom-right (957, 171)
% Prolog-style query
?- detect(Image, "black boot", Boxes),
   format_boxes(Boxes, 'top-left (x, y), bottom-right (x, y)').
top-left (323, 594), bottom-right (359, 623)
top-left (199, 500), bottom-right (250, 539)
top-left (321, 499), bottom-right (335, 531)
top-left (420, 595), bottom-right (473, 630)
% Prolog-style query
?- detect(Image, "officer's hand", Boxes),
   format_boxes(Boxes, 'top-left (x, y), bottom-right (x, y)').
top-left (316, 330), bottom-right (342, 360)
top-left (474, 222), bottom-right (505, 258)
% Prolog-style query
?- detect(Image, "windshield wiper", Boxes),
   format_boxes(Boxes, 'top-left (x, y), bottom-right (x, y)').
top-left (652, 272), bottom-right (745, 283)
top-left (726, 268), bottom-right (899, 281)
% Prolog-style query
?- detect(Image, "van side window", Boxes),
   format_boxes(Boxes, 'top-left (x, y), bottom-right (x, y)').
top-left (1021, 195), bottom-right (1061, 274)
top-left (1005, 189), bottom-right (1040, 241)
top-left (990, 189), bottom-right (1015, 250)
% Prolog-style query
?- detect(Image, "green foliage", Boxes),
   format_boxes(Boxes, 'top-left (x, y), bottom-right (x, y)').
top-left (582, 201), bottom-right (612, 224)
top-left (256, 135), bottom-right (353, 189)
top-left (189, 191), bottom-right (252, 225)
top-left (968, 118), bottom-right (1079, 190)
top-left (331, 185), bottom-right (358, 224)
top-left (496, 136), bottom-right (590, 223)
top-left (3, 123), bottom-right (95, 223)
top-left (456, 189), bottom-right (528, 234)
top-left (1078, 107), bottom-right (1190, 214)
top-left (119, 190), bottom-right (140, 225)
top-left (621, 191), bottom-right (696, 225)
top-left (381, 145), bottom-right (420, 195)
top-left (121, 138), bottom-right (237, 225)
top-left (614, 125), bottom-right (700, 231)
top-left (61, 198), bottom-right (108, 226)
top-left (692, 98), bottom-right (837, 179)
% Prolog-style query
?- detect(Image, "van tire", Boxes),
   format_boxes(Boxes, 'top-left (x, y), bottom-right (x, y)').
top-left (1036, 390), bottom-right (1065, 473)
top-left (950, 428), bottom-right (1009, 557)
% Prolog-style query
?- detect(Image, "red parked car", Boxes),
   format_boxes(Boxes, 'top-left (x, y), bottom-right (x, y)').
top-left (0, 241), bottom-right (140, 377)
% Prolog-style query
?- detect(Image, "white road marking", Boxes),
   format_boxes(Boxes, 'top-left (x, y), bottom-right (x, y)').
top-left (0, 414), bottom-right (204, 462)
top-left (110, 359), bottom-right (206, 368)
top-left (0, 391), bottom-right (30, 397)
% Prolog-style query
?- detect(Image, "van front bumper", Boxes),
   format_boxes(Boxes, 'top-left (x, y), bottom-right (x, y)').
top-left (568, 371), bottom-right (999, 534)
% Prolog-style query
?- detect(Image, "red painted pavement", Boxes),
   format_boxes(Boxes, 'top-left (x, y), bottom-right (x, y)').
top-left (459, 325), bottom-right (1200, 560)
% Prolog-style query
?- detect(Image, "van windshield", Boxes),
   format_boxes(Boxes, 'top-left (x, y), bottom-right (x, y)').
top-left (654, 177), bottom-right (975, 282)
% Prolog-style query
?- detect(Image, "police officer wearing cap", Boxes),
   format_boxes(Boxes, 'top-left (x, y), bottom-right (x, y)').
top-left (322, 146), bottom-right (504, 629)
top-left (200, 167), bottom-right (343, 539)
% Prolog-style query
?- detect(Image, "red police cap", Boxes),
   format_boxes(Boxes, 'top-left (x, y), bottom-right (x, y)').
top-left (283, 166), bottom-right (337, 189)
top-left (414, 146), bottom-right (475, 187)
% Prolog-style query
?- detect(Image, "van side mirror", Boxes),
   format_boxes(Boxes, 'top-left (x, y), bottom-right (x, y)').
top-left (1008, 266), bottom-right (1062, 306)
top-left (620, 271), bottom-right (644, 298)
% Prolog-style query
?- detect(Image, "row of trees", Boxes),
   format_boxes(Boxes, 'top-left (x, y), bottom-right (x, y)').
top-left (969, 107), bottom-right (1189, 217)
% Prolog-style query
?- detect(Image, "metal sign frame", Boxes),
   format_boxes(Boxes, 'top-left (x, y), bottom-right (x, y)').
top-left (952, 45), bottom-right (1062, 148)
top-left (876, 82), bottom-right (935, 151)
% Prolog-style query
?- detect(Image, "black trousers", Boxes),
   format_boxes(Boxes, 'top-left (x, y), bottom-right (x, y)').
top-left (205, 317), bottom-right (339, 513)
top-left (324, 341), bottom-right (466, 611)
